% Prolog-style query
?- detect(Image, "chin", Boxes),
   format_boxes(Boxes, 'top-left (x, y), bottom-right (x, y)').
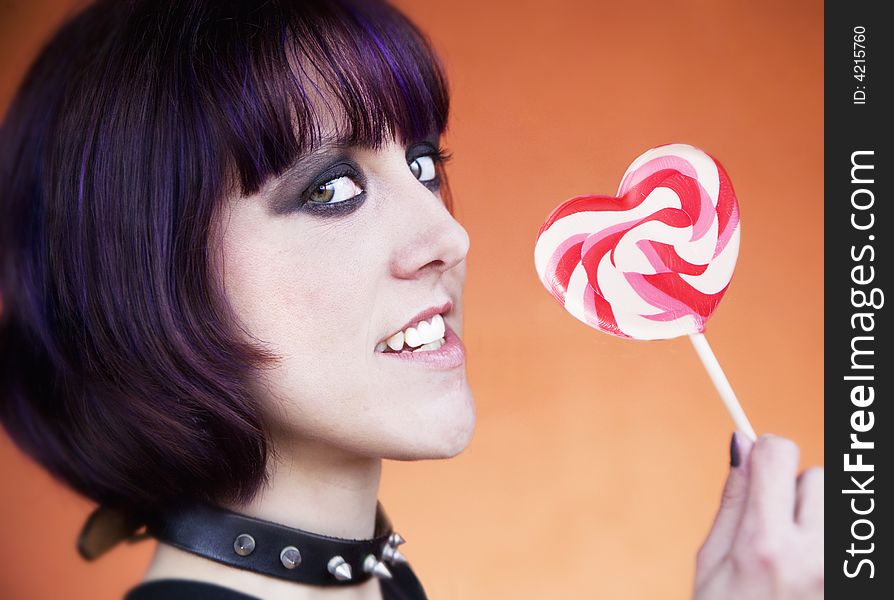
top-left (386, 386), bottom-right (476, 461)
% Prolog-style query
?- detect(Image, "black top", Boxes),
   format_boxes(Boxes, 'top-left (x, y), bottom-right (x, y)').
top-left (123, 561), bottom-right (428, 599)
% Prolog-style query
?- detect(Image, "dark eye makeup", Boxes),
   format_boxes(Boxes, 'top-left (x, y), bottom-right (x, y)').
top-left (406, 141), bottom-right (452, 193)
top-left (300, 161), bottom-right (367, 216)
top-left (295, 141), bottom-right (452, 217)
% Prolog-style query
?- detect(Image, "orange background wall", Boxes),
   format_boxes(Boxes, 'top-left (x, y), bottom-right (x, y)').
top-left (0, 1), bottom-right (823, 598)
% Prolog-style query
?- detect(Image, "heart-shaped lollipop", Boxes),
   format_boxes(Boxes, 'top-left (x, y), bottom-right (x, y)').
top-left (534, 143), bottom-right (740, 340)
top-left (534, 144), bottom-right (755, 439)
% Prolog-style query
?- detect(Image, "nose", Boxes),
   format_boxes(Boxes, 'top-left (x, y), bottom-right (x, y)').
top-left (389, 180), bottom-right (470, 280)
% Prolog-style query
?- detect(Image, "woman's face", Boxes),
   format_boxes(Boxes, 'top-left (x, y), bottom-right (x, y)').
top-left (214, 130), bottom-right (474, 461)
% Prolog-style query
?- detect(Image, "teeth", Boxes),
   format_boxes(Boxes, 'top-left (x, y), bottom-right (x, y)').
top-left (417, 320), bottom-right (433, 343)
top-left (404, 327), bottom-right (422, 348)
top-left (378, 313), bottom-right (448, 353)
top-left (431, 314), bottom-right (445, 339)
top-left (385, 331), bottom-right (404, 351)
top-left (413, 338), bottom-right (445, 353)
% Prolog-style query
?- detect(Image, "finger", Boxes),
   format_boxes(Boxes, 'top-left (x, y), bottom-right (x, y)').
top-left (740, 434), bottom-right (800, 534)
top-left (696, 432), bottom-right (754, 577)
top-left (795, 467), bottom-right (824, 528)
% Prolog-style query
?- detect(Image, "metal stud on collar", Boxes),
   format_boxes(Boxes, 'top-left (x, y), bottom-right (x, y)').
top-left (233, 533), bottom-right (255, 556)
top-left (363, 554), bottom-right (393, 579)
top-left (327, 555), bottom-right (353, 581)
top-left (381, 542), bottom-right (408, 565)
top-left (280, 545), bottom-right (302, 569)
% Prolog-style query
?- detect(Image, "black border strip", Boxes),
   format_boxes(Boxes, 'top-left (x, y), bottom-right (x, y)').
top-left (826, 1), bottom-right (892, 596)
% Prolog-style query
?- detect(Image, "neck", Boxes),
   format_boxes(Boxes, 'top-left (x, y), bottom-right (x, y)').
top-left (232, 434), bottom-right (384, 539)
top-left (140, 435), bottom-right (385, 600)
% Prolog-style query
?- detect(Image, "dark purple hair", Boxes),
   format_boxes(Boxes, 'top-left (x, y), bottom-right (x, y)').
top-left (0, 0), bottom-right (450, 515)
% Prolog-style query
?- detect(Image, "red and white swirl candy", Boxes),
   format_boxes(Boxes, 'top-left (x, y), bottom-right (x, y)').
top-left (534, 143), bottom-right (741, 341)
top-left (534, 143), bottom-right (755, 439)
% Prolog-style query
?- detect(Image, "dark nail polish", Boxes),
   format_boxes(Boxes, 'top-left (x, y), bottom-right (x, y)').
top-left (729, 432), bottom-right (741, 467)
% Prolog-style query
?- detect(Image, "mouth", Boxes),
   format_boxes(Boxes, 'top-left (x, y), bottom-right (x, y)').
top-left (375, 301), bottom-right (452, 354)
top-left (374, 301), bottom-right (465, 369)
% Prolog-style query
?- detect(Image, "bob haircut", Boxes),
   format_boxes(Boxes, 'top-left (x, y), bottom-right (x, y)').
top-left (0, 0), bottom-right (451, 516)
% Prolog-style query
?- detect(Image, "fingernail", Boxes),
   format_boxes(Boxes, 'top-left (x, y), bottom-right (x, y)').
top-left (729, 432), bottom-right (741, 467)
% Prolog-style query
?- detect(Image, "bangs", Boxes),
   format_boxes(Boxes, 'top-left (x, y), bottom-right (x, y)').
top-left (196, 0), bottom-right (451, 195)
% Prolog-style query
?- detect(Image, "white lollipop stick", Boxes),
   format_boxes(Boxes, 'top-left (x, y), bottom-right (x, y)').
top-left (688, 333), bottom-right (756, 441)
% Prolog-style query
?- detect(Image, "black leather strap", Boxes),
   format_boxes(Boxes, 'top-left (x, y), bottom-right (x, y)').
top-left (144, 501), bottom-right (395, 587)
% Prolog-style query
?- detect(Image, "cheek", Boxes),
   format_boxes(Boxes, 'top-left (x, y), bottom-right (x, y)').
top-left (219, 215), bottom-right (383, 412)
top-left (225, 243), bottom-right (370, 351)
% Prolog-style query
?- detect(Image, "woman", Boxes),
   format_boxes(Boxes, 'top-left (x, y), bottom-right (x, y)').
top-left (0, 1), bottom-right (822, 599)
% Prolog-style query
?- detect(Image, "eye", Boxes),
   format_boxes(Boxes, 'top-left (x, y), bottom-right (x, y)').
top-left (408, 155), bottom-right (437, 182)
top-left (307, 174), bottom-right (363, 205)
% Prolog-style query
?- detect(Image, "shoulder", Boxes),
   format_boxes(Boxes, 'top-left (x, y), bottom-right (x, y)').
top-left (123, 565), bottom-right (428, 600)
top-left (380, 561), bottom-right (429, 600)
top-left (123, 579), bottom-right (260, 600)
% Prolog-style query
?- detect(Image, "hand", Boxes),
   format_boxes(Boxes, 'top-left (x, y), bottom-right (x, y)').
top-left (693, 433), bottom-right (824, 600)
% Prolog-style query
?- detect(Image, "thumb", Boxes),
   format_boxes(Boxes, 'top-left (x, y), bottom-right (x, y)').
top-left (695, 432), bottom-right (754, 579)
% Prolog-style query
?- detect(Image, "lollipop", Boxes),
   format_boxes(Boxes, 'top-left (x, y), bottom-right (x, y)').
top-left (534, 143), bottom-right (755, 440)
